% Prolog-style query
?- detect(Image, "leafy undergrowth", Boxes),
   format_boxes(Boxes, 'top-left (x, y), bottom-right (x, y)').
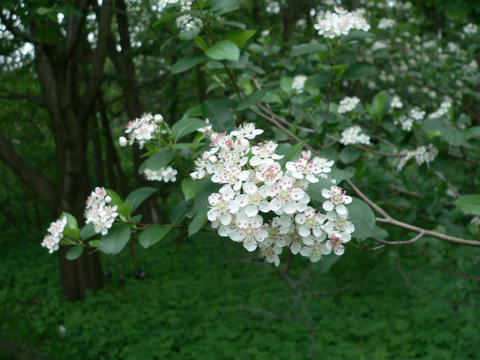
top-left (1, 232), bottom-right (480, 360)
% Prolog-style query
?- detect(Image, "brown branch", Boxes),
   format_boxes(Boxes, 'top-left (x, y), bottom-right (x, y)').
top-left (363, 232), bottom-right (424, 251)
top-left (0, 89), bottom-right (46, 107)
top-left (388, 183), bottom-right (423, 198)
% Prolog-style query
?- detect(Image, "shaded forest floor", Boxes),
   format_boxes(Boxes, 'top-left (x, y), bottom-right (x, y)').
top-left (1, 231), bottom-right (480, 360)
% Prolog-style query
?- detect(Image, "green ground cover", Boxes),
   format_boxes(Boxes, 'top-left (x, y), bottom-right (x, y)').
top-left (1, 232), bottom-right (479, 360)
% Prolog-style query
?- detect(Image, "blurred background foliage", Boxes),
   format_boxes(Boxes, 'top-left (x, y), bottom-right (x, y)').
top-left (1, 0), bottom-right (480, 358)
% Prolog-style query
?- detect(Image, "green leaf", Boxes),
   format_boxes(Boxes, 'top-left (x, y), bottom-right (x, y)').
top-left (280, 77), bottom-right (293, 93)
top-left (194, 36), bottom-right (208, 51)
top-left (152, 12), bottom-right (184, 27)
top-left (171, 142), bottom-right (207, 149)
top-left (172, 117), bottom-right (209, 142)
top-left (373, 226), bottom-right (389, 239)
top-left (171, 200), bottom-right (192, 225)
top-left (99, 224), bottom-right (131, 255)
top-left (314, 72), bottom-right (335, 87)
top-left (66, 246), bottom-right (84, 261)
top-left (222, 21), bottom-right (246, 29)
top-left (455, 195), bottom-right (480, 216)
top-left (305, 176), bottom-right (337, 203)
top-left (124, 187), bottom-right (159, 214)
top-left (188, 207), bottom-right (209, 236)
top-left (171, 54), bottom-right (209, 74)
top-left (61, 212), bottom-right (78, 231)
top-left (279, 140), bottom-right (308, 168)
top-left (193, 178), bottom-right (221, 214)
top-left (63, 228), bottom-right (80, 240)
top-left (227, 29), bottom-right (256, 48)
top-left (139, 226), bottom-right (172, 249)
top-left (80, 222), bottom-right (97, 241)
top-left (205, 40), bottom-right (240, 62)
top-left (311, 253), bottom-right (341, 273)
top-left (106, 189), bottom-right (124, 208)
top-left (346, 197), bottom-right (376, 239)
top-left (184, 104), bottom-right (203, 117)
top-left (201, 100), bottom-right (236, 132)
top-left (235, 89), bottom-right (267, 111)
top-left (182, 177), bottom-right (201, 200)
top-left (342, 64), bottom-right (372, 80)
top-left (210, 0), bottom-right (241, 12)
top-left (89, 240), bottom-right (100, 247)
top-left (339, 146), bottom-right (361, 164)
top-left (138, 148), bottom-right (178, 174)
top-left (342, 30), bottom-right (374, 43)
top-left (290, 43), bottom-right (328, 56)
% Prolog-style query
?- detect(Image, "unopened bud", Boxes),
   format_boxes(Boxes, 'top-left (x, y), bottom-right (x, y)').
top-left (154, 114), bottom-right (163, 123)
top-left (209, 156), bottom-right (218, 164)
top-left (202, 151), bottom-right (211, 160)
top-left (233, 138), bottom-right (250, 153)
top-left (119, 137), bottom-right (127, 147)
top-left (190, 171), bottom-right (199, 181)
top-left (105, 196), bottom-right (112, 203)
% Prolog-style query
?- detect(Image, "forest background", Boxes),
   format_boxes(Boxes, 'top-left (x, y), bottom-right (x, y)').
top-left (1, 0), bottom-right (480, 359)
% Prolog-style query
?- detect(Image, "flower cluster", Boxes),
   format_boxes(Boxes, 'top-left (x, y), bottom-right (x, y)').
top-left (292, 75), bottom-right (307, 92)
top-left (338, 96), bottom-right (360, 114)
top-left (157, 0), bottom-right (202, 31)
top-left (191, 123), bottom-right (355, 266)
top-left (41, 217), bottom-right (67, 253)
top-left (84, 187), bottom-right (119, 235)
top-left (391, 95), bottom-right (403, 109)
top-left (463, 23), bottom-right (478, 34)
top-left (396, 144), bottom-right (438, 171)
top-left (394, 108), bottom-right (425, 131)
top-left (122, 113), bottom-right (164, 149)
top-left (339, 125), bottom-right (370, 146)
top-left (314, 7), bottom-right (370, 39)
top-left (144, 167), bottom-right (178, 183)
top-left (378, 18), bottom-right (396, 30)
top-left (428, 100), bottom-right (452, 119)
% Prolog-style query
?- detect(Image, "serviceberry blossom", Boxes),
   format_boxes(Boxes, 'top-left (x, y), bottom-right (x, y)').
top-left (162, 167), bottom-right (178, 182)
top-left (428, 100), bottom-right (452, 119)
top-left (189, 123), bottom-right (356, 266)
top-left (391, 95), bottom-right (403, 109)
top-left (410, 109), bottom-right (426, 121)
top-left (339, 125), bottom-right (371, 145)
top-left (396, 144), bottom-right (438, 171)
top-left (84, 187), bottom-right (119, 235)
top-left (338, 96), bottom-right (360, 114)
top-left (394, 115), bottom-right (414, 131)
top-left (314, 7), bottom-right (370, 39)
top-left (463, 23), bottom-right (478, 34)
top-left (123, 113), bottom-right (164, 149)
top-left (42, 217), bottom-right (67, 253)
top-left (322, 186), bottom-right (352, 215)
top-left (292, 75), bottom-right (307, 91)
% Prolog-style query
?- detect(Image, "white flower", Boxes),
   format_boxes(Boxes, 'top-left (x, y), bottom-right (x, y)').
top-left (300, 240), bottom-right (331, 262)
top-left (323, 211), bottom-right (354, 241)
top-left (229, 215), bottom-right (268, 252)
top-left (119, 137), bottom-right (128, 147)
top-left (326, 231), bottom-right (351, 255)
top-left (235, 182), bottom-right (270, 217)
top-left (41, 234), bottom-right (61, 254)
top-left (338, 96), bottom-right (360, 114)
top-left (250, 141), bottom-right (283, 166)
top-left (255, 160), bottom-right (283, 185)
top-left (258, 241), bottom-right (283, 266)
top-left (47, 217), bottom-right (67, 237)
top-left (292, 75), bottom-right (307, 91)
top-left (230, 123), bottom-right (264, 140)
top-left (391, 95), bottom-right (403, 109)
top-left (322, 186), bottom-right (352, 215)
top-left (378, 18), bottom-right (396, 30)
top-left (463, 23), bottom-right (478, 34)
top-left (162, 167), bottom-right (178, 182)
top-left (339, 126), bottom-right (370, 146)
top-left (207, 185), bottom-right (240, 225)
top-left (269, 176), bottom-right (305, 214)
top-left (295, 207), bottom-right (327, 238)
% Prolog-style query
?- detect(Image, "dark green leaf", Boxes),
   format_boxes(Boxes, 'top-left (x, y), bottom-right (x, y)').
top-left (171, 200), bottom-right (192, 225)
top-left (99, 224), bottom-right (131, 255)
top-left (188, 207), bottom-right (209, 236)
top-left (138, 226), bottom-right (172, 249)
top-left (205, 40), bottom-right (240, 62)
top-left (342, 64), bottom-right (372, 80)
top-left (193, 178), bottom-right (221, 214)
top-left (227, 29), bottom-right (256, 48)
top-left (455, 195), bottom-right (480, 216)
top-left (311, 253), bottom-right (341, 273)
top-left (346, 197), bottom-right (376, 239)
top-left (182, 177), bottom-right (201, 200)
top-left (291, 43), bottom-right (328, 56)
top-left (279, 140), bottom-right (308, 168)
top-left (152, 12), bottom-right (184, 27)
top-left (80, 222), bottom-right (97, 241)
top-left (201, 100), bottom-right (236, 132)
top-left (235, 89), bottom-right (267, 111)
top-left (314, 72), bottom-right (335, 87)
top-left (222, 21), bottom-right (246, 29)
top-left (194, 36), bottom-right (208, 50)
top-left (339, 146), bottom-right (361, 164)
top-left (342, 30), bottom-right (374, 43)
top-left (61, 212), bottom-right (78, 231)
top-left (66, 246), bottom-right (84, 261)
top-left (89, 240), bottom-right (100, 247)
top-left (172, 117), bottom-right (209, 142)
top-left (138, 148), bottom-right (178, 174)
top-left (171, 54), bottom-right (209, 74)
top-left (125, 187), bottom-right (159, 214)
top-left (106, 189), bottom-right (124, 208)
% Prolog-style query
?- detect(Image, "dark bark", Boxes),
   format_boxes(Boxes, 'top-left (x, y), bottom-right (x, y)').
top-left (91, 114), bottom-right (106, 187)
